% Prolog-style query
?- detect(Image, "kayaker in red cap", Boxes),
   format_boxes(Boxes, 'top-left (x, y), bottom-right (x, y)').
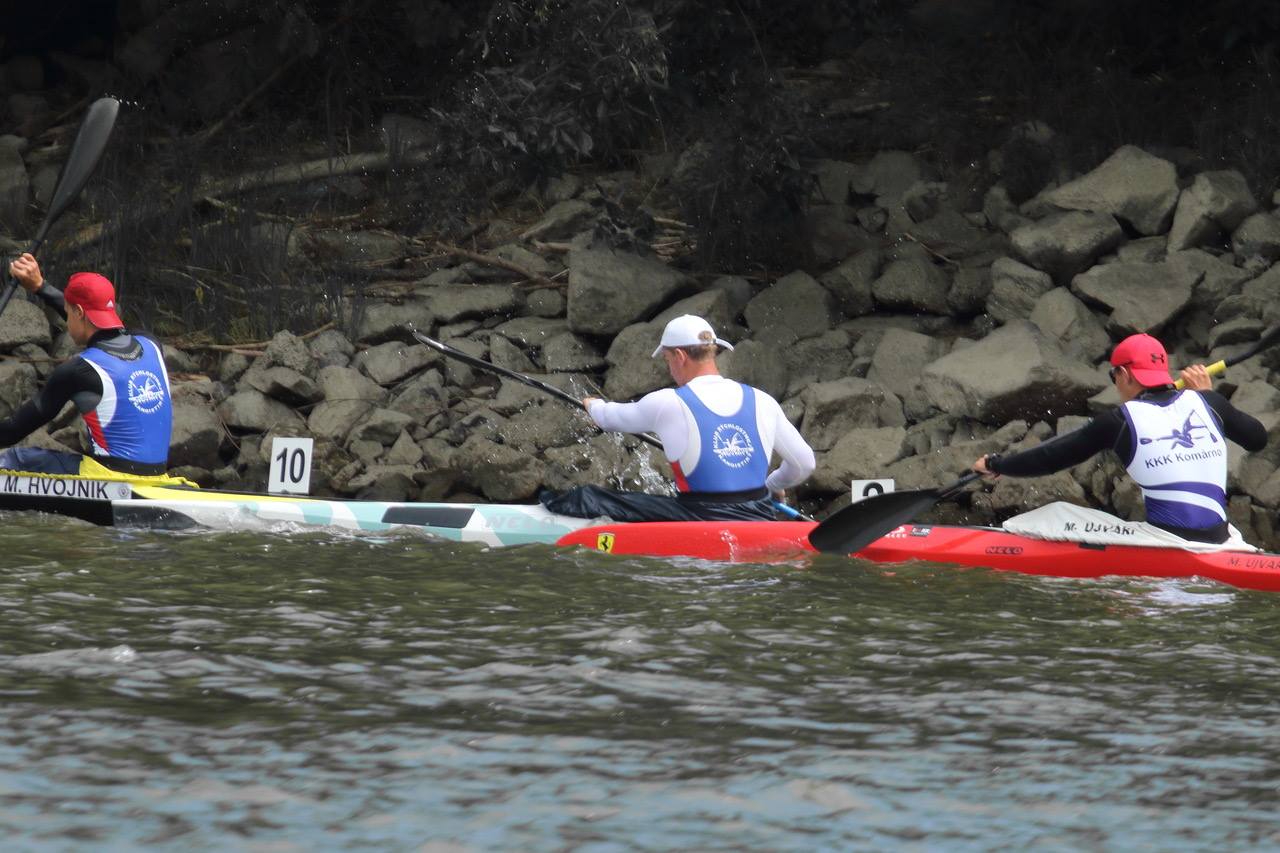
top-left (0, 253), bottom-right (172, 476)
top-left (973, 333), bottom-right (1267, 544)
top-left (540, 314), bottom-right (816, 522)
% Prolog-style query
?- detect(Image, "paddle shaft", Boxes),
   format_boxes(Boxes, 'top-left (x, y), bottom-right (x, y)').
top-left (412, 329), bottom-right (813, 520)
top-left (0, 98), bottom-right (120, 320)
top-left (1174, 325), bottom-right (1280, 389)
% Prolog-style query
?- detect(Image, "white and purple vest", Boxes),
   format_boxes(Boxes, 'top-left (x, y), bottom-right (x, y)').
top-left (1122, 390), bottom-right (1227, 530)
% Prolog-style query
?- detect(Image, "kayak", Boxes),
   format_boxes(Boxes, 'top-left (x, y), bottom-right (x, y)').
top-left (0, 470), bottom-right (1277, 591)
top-left (557, 520), bottom-right (1280, 592)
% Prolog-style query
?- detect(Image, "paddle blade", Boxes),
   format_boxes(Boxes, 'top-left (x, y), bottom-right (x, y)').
top-left (807, 488), bottom-right (945, 554)
top-left (33, 97), bottom-right (120, 247)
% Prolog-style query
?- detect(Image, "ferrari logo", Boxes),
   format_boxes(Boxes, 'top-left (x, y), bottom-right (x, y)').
top-left (595, 532), bottom-right (615, 553)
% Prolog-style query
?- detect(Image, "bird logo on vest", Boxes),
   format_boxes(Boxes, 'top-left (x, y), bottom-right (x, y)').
top-left (711, 423), bottom-right (754, 469)
top-left (128, 370), bottom-right (166, 414)
top-left (1139, 411), bottom-right (1218, 449)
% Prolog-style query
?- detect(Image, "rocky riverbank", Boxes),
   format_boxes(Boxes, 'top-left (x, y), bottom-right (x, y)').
top-left (6, 122), bottom-right (1279, 546)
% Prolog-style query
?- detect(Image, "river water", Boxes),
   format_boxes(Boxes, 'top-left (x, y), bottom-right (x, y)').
top-left (0, 514), bottom-right (1277, 850)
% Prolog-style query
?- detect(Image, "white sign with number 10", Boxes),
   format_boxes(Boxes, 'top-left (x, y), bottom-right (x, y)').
top-left (268, 437), bottom-right (314, 495)
top-left (851, 478), bottom-right (894, 504)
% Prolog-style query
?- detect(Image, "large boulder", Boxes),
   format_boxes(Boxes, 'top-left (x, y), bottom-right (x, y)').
top-left (870, 256), bottom-right (951, 314)
top-left (217, 389), bottom-right (306, 433)
top-left (743, 271), bottom-right (837, 343)
top-left (1010, 211), bottom-right (1124, 282)
top-left (819, 248), bottom-right (880, 318)
top-left (0, 362), bottom-right (38, 420)
top-left (1028, 287), bottom-right (1112, 362)
top-left (1070, 260), bottom-right (1196, 335)
top-left (1167, 170), bottom-right (1259, 251)
top-left (1231, 212), bottom-right (1280, 263)
top-left (1035, 145), bottom-right (1178, 236)
top-left (986, 257), bottom-right (1054, 323)
top-left (417, 284), bottom-right (523, 323)
top-left (567, 248), bottom-right (690, 335)
top-left (603, 322), bottom-right (669, 400)
top-left (800, 378), bottom-right (905, 451)
top-left (351, 299), bottom-right (434, 344)
top-left (0, 136), bottom-right (29, 231)
top-left (1168, 249), bottom-right (1252, 309)
top-left (866, 328), bottom-right (949, 391)
top-left (653, 289), bottom-right (743, 343)
top-left (720, 339), bottom-right (790, 401)
top-left (542, 333), bottom-right (606, 372)
top-left (921, 320), bottom-right (1107, 425)
top-left (169, 400), bottom-right (224, 468)
top-left (810, 426), bottom-right (908, 493)
top-left (0, 297), bottom-right (51, 350)
top-left (354, 340), bottom-right (435, 385)
top-left (852, 150), bottom-right (933, 202)
top-left (452, 435), bottom-right (546, 500)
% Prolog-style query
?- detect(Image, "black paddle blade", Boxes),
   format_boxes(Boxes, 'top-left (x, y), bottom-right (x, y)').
top-left (34, 97), bottom-right (120, 246)
top-left (807, 488), bottom-right (946, 554)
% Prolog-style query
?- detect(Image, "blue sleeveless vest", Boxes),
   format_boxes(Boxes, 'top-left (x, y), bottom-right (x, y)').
top-left (78, 336), bottom-right (172, 465)
top-left (672, 383), bottom-right (769, 493)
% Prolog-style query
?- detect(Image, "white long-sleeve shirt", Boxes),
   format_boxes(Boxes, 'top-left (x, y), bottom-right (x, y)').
top-left (586, 374), bottom-right (816, 493)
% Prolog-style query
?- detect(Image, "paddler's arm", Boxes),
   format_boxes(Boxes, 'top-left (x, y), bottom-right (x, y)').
top-left (8, 253), bottom-right (67, 318)
top-left (581, 390), bottom-right (685, 458)
top-left (763, 395), bottom-right (815, 496)
top-left (1200, 389), bottom-right (1267, 451)
top-left (975, 412), bottom-right (1121, 478)
top-left (0, 359), bottom-right (100, 447)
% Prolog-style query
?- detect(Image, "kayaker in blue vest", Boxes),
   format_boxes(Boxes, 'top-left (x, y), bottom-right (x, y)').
top-left (972, 333), bottom-right (1267, 544)
top-left (540, 314), bottom-right (816, 522)
top-left (0, 253), bottom-right (172, 476)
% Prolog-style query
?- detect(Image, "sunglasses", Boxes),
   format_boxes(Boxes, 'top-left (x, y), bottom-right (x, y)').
top-left (1108, 363), bottom-right (1128, 382)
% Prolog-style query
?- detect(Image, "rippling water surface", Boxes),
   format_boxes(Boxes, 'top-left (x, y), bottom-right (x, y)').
top-left (0, 513), bottom-right (1278, 850)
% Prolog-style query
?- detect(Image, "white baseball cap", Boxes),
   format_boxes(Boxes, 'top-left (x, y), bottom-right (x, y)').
top-left (651, 314), bottom-right (735, 358)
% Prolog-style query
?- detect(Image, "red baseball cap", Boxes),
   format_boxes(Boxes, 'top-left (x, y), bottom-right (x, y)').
top-left (1110, 333), bottom-right (1172, 387)
top-left (64, 272), bottom-right (124, 329)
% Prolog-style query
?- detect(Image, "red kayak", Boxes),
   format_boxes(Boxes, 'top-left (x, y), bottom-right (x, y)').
top-left (555, 521), bottom-right (1280, 592)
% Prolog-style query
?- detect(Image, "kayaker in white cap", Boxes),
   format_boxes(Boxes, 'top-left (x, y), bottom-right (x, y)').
top-left (540, 314), bottom-right (815, 522)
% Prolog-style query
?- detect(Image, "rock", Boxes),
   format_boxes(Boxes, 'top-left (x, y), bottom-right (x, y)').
top-left (437, 336), bottom-right (485, 389)
top-left (244, 365), bottom-right (322, 406)
top-left (543, 333), bottom-right (606, 372)
top-left (1115, 236), bottom-right (1168, 263)
top-left (986, 257), bottom-right (1054, 323)
top-left (1010, 211), bottom-right (1124, 283)
top-left (1231, 212), bottom-right (1280, 262)
top-left (520, 199), bottom-right (596, 241)
top-left (805, 205), bottom-right (873, 266)
top-left (902, 181), bottom-right (949, 222)
top-left (217, 389), bottom-right (305, 433)
top-left (487, 333), bottom-right (538, 373)
top-left (1070, 260), bottom-right (1196, 335)
top-left (1167, 170), bottom-right (1259, 251)
top-left (0, 362), bottom-right (38, 419)
top-left (1208, 317), bottom-right (1266, 351)
top-left (743, 271), bottom-right (837, 343)
top-left (1230, 380), bottom-right (1280, 417)
top-left (349, 465), bottom-right (418, 502)
top-left (318, 365), bottom-right (385, 403)
top-left (870, 256), bottom-right (951, 314)
top-left (983, 184), bottom-right (1029, 233)
top-left (811, 426), bottom-right (908, 493)
top-left (603, 322), bottom-right (669, 400)
top-left (0, 135), bottom-right (29, 230)
top-left (800, 378), bottom-right (905, 451)
top-left (947, 265), bottom-right (992, 315)
top-left (0, 297), bottom-right (51, 350)
top-left (308, 399), bottom-right (376, 442)
top-left (867, 328), bottom-right (949, 391)
top-left (852, 150), bottom-right (933, 201)
top-left (491, 317), bottom-right (570, 348)
top-left (354, 340), bottom-right (435, 385)
top-left (352, 299), bottom-right (434, 344)
top-left (163, 346), bottom-right (199, 374)
top-left (503, 399), bottom-right (588, 451)
top-left (219, 352), bottom-right (251, 384)
top-left (453, 435), bottom-right (546, 500)
top-left (1167, 249), bottom-right (1252, 309)
top-left (348, 408), bottom-right (416, 446)
top-left (720, 339), bottom-right (790, 401)
top-left (783, 330), bottom-right (855, 396)
top-left (289, 228), bottom-right (405, 266)
top-left (566, 248), bottom-right (690, 335)
top-left (972, 469), bottom-right (1089, 514)
top-left (704, 275), bottom-right (754, 317)
top-left (417, 284), bottom-right (523, 323)
top-left (653, 289), bottom-right (743, 343)
top-left (384, 430), bottom-right (424, 466)
top-left (906, 209), bottom-right (1001, 259)
top-left (526, 288), bottom-right (565, 318)
top-left (811, 159), bottom-right (861, 205)
top-left (1029, 287), bottom-right (1112, 362)
top-left (819, 248), bottom-right (880, 318)
top-left (1035, 145), bottom-right (1178, 235)
top-left (169, 400), bottom-right (224, 468)
top-left (921, 320), bottom-right (1107, 425)
top-left (308, 329), bottom-right (354, 368)
top-left (388, 369), bottom-right (447, 421)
